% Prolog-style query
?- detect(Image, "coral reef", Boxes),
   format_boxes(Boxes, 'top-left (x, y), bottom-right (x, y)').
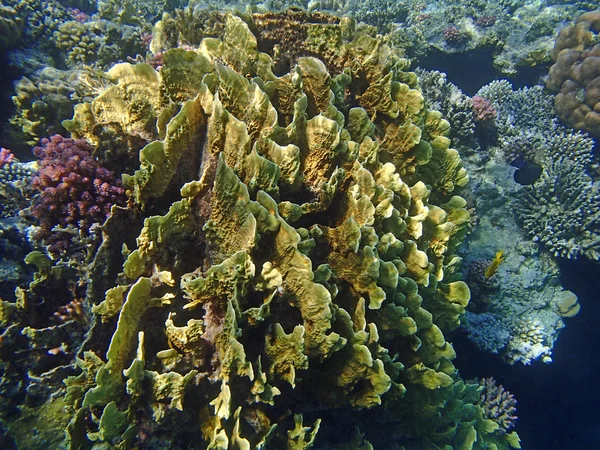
top-left (505, 319), bottom-right (553, 365)
top-left (416, 75), bottom-right (586, 364)
top-left (476, 80), bottom-right (600, 260)
top-left (0, 11), bottom-right (522, 450)
top-left (0, 148), bottom-right (33, 187)
top-left (415, 68), bottom-right (475, 148)
top-left (443, 25), bottom-right (471, 47)
top-left (472, 95), bottom-right (497, 123)
top-left (547, 10), bottom-right (600, 137)
top-left (30, 135), bottom-right (126, 257)
top-left (52, 19), bottom-right (102, 65)
top-left (0, 147), bottom-right (35, 219)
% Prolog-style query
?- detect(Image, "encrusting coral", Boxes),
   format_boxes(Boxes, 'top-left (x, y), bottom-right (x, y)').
top-left (0, 10), bottom-right (520, 450)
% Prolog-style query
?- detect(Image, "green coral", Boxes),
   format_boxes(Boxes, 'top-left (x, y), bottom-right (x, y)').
top-left (9, 67), bottom-right (83, 148)
top-left (52, 20), bottom-right (102, 66)
top-left (0, 4), bottom-right (22, 52)
top-left (5, 11), bottom-right (520, 450)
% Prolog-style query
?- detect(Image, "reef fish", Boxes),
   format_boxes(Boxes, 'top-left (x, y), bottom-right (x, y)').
top-left (484, 250), bottom-right (505, 279)
top-left (511, 155), bottom-right (543, 185)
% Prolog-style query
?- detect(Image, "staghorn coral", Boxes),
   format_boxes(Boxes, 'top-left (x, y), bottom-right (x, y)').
top-left (476, 377), bottom-right (518, 434)
top-left (1, 11), bottom-right (520, 450)
top-left (30, 135), bottom-right (126, 257)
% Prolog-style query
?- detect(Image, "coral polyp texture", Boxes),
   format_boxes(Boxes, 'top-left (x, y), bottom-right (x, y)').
top-left (547, 10), bottom-right (600, 138)
top-left (0, 147), bottom-right (34, 186)
top-left (0, 11), bottom-right (521, 450)
top-left (31, 134), bottom-right (126, 255)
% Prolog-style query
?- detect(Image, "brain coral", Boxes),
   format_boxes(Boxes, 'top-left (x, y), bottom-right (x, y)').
top-left (547, 10), bottom-right (600, 137)
top-left (4, 11), bottom-right (519, 450)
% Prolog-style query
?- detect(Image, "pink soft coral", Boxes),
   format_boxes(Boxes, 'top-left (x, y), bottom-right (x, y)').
top-left (0, 148), bottom-right (15, 169)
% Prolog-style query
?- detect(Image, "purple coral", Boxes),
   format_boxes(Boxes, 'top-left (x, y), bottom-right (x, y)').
top-left (472, 95), bottom-right (497, 123)
top-left (31, 135), bottom-right (126, 254)
top-left (476, 377), bottom-right (518, 433)
top-left (475, 15), bottom-right (497, 27)
top-left (443, 26), bottom-right (469, 46)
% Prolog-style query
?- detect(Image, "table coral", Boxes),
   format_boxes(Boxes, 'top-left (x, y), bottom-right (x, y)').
top-left (2, 11), bottom-right (520, 450)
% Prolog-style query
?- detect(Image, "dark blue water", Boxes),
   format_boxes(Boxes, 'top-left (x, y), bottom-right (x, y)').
top-left (455, 256), bottom-right (600, 449)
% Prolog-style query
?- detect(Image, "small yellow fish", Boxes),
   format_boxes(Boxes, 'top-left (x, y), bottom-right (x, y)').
top-left (484, 251), bottom-right (505, 279)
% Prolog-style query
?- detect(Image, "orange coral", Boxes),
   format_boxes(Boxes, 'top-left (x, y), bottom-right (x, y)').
top-left (547, 11), bottom-right (600, 137)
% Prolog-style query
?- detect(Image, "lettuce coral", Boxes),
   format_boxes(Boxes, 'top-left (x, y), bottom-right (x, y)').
top-left (3, 10), bottom-right (519, 450)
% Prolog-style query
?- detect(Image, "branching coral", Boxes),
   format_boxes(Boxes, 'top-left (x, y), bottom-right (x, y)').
top-left (52, 20), bottom-right (102, 66)
top-left (505, 319), bottom-right (552, 365)
top-left (30, 135), bottom-right (126, 256)
top-left (472, 95), bottom-right (497, 123)
top-left (476, 377), bottom-right (518, 434)
top-left (416, 68), bottom-right (476, 148)
top-left (514, 157), bottom-right (600, 260)
top-left (475, 80), bottom-right (599, 260)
